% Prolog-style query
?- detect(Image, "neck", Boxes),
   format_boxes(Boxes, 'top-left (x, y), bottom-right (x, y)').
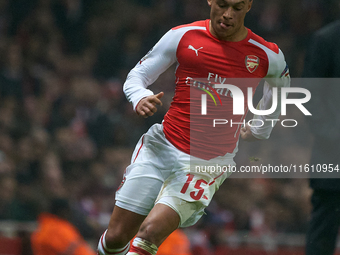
top-left (232, 26), bottom-right (248, 42)
top-left (209, 20), bottom-right (248, 42)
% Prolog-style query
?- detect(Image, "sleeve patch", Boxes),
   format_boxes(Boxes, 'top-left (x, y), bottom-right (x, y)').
top-left (280, 64), bottom-right (290, 77)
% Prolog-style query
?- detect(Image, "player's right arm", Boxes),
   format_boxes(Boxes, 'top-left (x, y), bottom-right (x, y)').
top-left (136, 92), bottom-right (164, 118)
top-left (123, 29), bottom-right (179, 117)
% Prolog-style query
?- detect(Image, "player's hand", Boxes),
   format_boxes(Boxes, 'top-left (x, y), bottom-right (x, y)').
top-left (136, 92), bottom-right (164, 118)
top-left (240, 124), bottom-right (259, 142)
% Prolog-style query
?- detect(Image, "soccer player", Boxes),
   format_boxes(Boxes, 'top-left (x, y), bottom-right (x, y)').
top-left (97, 0), bottom-right (290, 254)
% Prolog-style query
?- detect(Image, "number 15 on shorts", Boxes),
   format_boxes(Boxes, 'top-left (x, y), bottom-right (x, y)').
top-left (180, 174), bottom-right (208, 201)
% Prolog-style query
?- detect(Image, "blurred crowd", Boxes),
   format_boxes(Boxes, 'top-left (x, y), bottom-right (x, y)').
top-left (0, 0), bottom-right (339, 252)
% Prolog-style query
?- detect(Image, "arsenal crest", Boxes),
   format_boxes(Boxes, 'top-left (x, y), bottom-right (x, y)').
top-left (245, 55), bottom-right (259, 73)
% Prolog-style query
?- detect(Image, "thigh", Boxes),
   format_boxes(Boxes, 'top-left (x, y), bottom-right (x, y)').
top-left (116, 172), bottom-right (165, 215)
top-left (156, 158), bottom-right (231, 227)
top-left (115, 124), bottom-right (178, 214)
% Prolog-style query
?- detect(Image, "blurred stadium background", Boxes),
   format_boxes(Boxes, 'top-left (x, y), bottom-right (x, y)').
top-left (0, 0), bottom-right (339, 254)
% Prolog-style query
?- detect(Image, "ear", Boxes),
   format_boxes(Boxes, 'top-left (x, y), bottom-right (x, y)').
top-left (207, 0), bottom-right (212, 7)
top-left (247, 0), bottom-right (253, 12)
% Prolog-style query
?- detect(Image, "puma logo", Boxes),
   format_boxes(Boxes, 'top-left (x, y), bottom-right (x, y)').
top-left (188, 45), bottom-right (203, 56)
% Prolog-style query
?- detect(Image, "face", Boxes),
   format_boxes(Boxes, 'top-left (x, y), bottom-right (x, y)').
top-left (207, 0), bottom-right (253, 41)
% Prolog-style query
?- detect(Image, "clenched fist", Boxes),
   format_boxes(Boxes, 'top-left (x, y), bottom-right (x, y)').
top-left (240, 124), bottom-right (259, 142)
top-left (136, 92), bottom-right (164, 118)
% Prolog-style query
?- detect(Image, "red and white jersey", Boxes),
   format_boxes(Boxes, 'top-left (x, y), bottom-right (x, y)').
top-left (124, 20), bottom-right (290, 160)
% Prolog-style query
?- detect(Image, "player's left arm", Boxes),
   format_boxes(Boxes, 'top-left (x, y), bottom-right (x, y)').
top-left (247, 48), bottom-right (291, 140)
top-left (240, 124), bottom-right (260, 141)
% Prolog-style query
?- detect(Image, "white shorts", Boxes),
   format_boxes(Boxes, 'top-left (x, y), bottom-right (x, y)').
top-left (115, 123), bottom-right (236, 227)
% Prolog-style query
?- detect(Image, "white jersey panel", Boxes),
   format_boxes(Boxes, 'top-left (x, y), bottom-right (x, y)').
top-left (248, 39), bottom-right (286, 79)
